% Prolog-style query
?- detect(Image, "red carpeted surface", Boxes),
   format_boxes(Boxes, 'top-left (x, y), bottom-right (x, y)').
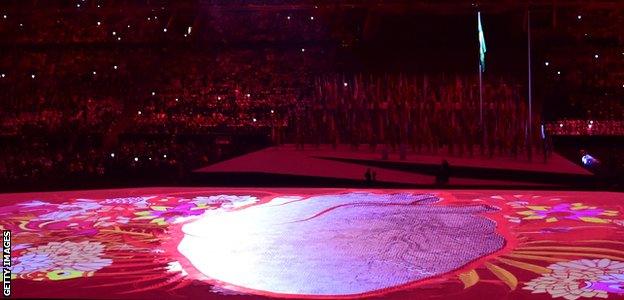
top-left (1, 187), bottom-right (623, 299)
top-left (195, 145), bottom-right (591, 187)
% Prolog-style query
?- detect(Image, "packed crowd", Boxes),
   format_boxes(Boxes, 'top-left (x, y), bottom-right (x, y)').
top-left (0, 3), bottom-right (331, 44)
top-left (540, 9), bottom-right (624, 120)
top-left (2, 2), bottom-right (624, 189)
top-left (0, 44), bottom-right (319, 187)
top-left (0, 97), bottom-right (122, 136)
top-left (547, 120), bottom-right (624, 136)
top-left (124, 47), bottom-right (313, 135)
top-left (0, 137), bottom-right (221, 188)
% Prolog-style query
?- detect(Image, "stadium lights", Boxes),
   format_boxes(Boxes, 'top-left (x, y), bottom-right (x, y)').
top-left (97, 21), bottom-right (101, 26)
top-left (343, 82), bottom-right (348, 87)
top-left (557, 71), bottom-right (561, 75)
top-left (113, 65), bottom-right (118, 70)
top-left (138, 111), bottom-right (142, 115)
top-left (92, 71), bottom-right (97, 75)
top-left (577, 15), bottom-right (582, 20)
top-left (2, 15), bottom-right (6, 19)
top-left (31, 74), bottom-right (35, 79)
top-left (287, 16), bottom-right (291, 20)
top-left (163, 28), bottom-right (168, 33)
top-left (594, 54), bottom-right (599, 59)
top-left (544, 62), bottom-right (549, 66)
top-left (134, 157), bottom-right (139, 162)
top-left (112, 31), bottom-right (116, 36)
top-left (110, 153), bottom-right (115, 158)
top-left (310, 16), bottom-right (314, 20)
top-left (1, 74), bottom-right (4, 78)
top-left (163, 154), bottom-right (167, 158)
top-left (301, 48), bottom-right (305, 52)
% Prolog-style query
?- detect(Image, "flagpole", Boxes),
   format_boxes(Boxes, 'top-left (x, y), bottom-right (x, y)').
top-left (478, 10), bottom-right (485, 154)
top-left (479, 62), bottom-right (483, 127)
top-left (479, 57), bottom-right (485, 157)
top-left (527, 9), bottom-right (533, 161)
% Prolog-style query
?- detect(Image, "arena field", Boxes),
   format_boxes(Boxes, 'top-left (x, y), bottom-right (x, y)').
top-left (2, 187), bottom-right (623, 299)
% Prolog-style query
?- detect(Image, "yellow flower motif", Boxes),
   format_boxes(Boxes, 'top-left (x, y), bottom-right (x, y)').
top-left (46, 269), bottom-right (89, 280)
top-left (516, 203), bottom-right (618, 223)
top-left (133, 203), bottom-right (208, 225)
top-left (0, 273), bottom-right (16, 282)
top-left (134, 209), bottom-right (168, 226)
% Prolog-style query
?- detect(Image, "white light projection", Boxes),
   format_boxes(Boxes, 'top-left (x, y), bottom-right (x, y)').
top-left (178, 192), bottom-right (504, 296)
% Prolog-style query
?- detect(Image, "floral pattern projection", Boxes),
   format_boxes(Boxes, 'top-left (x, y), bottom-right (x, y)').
top-left (0, 189), bottom-right (623, 300)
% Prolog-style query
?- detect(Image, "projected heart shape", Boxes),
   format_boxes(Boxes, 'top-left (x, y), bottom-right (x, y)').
top-left (178, 192), bottom-right (505, 296)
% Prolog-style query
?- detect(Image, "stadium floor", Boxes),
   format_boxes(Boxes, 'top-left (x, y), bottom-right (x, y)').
top-left (195, 145), bottom-right (593, 188)
top-left (1, 187), bottom-right (623, 299)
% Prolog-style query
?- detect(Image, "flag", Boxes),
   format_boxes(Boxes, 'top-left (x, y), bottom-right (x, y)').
top-left (478, 11), bottom-right (487, 71)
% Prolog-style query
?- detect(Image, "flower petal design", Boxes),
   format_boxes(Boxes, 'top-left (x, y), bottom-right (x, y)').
top-left (524, 259), bottom-right (624, 299)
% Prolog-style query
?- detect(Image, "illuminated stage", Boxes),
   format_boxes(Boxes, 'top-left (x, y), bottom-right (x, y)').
top-left (195, 145), bottom-right (594, 188)
top-left (2, 187), bottom-right (624, 299)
